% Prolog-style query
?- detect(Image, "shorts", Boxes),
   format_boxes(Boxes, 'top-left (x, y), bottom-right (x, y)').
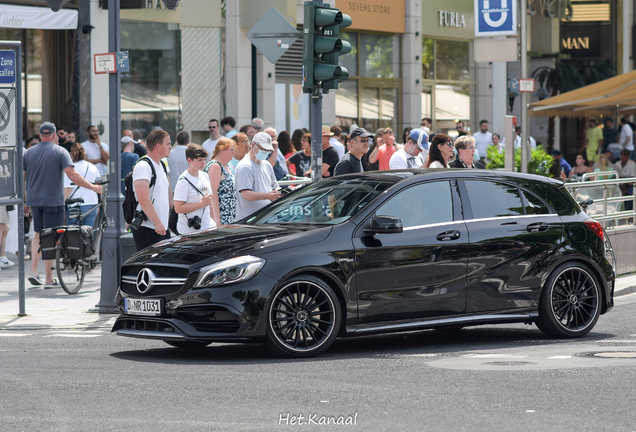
top-left (0, 206), bottom-right (9, 224)
top-left (31, 206), bottom-right (65, 232)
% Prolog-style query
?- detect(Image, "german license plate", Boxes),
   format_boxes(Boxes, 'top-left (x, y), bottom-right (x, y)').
top-left (124, 298), bottom-right (162, 316)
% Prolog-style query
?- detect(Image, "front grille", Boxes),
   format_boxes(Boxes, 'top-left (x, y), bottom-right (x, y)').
top-left (121, 265), bottom-right (191, 296)
top-left (114, 318), bottom-right (180, 334)
top-left (175, 306), bottom-right (241, 334)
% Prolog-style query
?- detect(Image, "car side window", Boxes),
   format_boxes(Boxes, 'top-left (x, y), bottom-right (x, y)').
top-left (464, 180), bottom-right (524, 218)
top-left (522, 190), bottom-right (550, 215)
top-left (375, 181), bottom-right (453, 228)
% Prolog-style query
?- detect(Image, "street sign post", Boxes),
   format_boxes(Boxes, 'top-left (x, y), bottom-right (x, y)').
top-left (94, 53), bottom-right (116, 74)
top-left (0, 88), bottom-right (17, 148)
top-left (475, 0), bottom-right (517, 37)
top-left (116, 51), bottom-right (129, 73)
top-left (0, 50), bottom-right (16, 85)
top-left (247, 7), bottom-right (300, 64)
top-left (519, 78), bottom-right (535, 92)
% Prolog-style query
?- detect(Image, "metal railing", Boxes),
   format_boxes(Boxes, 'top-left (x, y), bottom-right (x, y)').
top-left (566, 175), bottom-right (636, 230)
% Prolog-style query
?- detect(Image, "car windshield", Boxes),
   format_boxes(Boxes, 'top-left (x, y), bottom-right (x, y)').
top-left (245, 179), bottom-right (394, 225)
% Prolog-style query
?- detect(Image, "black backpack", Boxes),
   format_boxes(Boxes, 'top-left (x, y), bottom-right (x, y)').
top-left (122, 157), bottom-right (167, 224)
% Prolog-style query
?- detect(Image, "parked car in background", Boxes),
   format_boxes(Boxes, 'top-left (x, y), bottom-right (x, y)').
top-left (112, 170), bottom-right (615, 357)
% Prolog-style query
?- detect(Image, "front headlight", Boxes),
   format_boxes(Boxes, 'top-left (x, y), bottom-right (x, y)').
top-left (194, 256), bottom-right (266, 287)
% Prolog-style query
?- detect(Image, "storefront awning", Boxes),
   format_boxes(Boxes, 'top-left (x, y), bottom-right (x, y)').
top-left (0, 5), bottom-right (78, 30)
top-left (529, 69), bottom-right (636, 117)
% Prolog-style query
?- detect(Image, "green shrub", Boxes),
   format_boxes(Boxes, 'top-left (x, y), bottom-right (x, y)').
top-left (485, 146), bottom-right (554, 177)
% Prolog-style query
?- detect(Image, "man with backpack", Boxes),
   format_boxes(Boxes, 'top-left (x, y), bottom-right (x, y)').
top-left (129, 129), bottom-right (172, 251)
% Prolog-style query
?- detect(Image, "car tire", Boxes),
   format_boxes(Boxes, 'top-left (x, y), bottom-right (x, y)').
top-left (265, 275), bottom-right (341, 358)
top-left (536, 262), bottom-right (601, 338)
top-left (164, 340), bottom-right (211, 349)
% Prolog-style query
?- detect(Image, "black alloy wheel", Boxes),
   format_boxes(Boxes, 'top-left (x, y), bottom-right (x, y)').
top-left (536, 263), bottom-right (601, 338)
top-left (266, 275), bottom-right (341, 357)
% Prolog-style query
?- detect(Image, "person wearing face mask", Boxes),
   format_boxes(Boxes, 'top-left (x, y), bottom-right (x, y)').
top-left (389, 129), bottom-right (428, 169)
top-left (234, 132), bottom-right (281, 220)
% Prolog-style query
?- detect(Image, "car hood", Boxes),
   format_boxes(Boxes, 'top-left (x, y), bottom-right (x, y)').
top-left (124, 224), bottom-right (332, 267)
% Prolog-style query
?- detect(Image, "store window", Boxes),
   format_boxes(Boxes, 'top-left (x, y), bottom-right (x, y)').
top-left (335, 31), bottom-right (401, 135)
top-left (421, 38), bottom-right (472, 134)
top-left (120, 21), bottom-right (181, 139)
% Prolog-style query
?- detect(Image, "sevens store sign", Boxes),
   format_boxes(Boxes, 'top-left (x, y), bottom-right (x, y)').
top-left (475, 0), bottom-right (518, 37)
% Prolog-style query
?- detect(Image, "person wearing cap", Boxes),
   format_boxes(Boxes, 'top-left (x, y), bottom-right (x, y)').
top-left (166, 130), bottom-right (191, 188)
top-left (120, 136), bottom-right (140, 195)
top-left (124, 129), bottom-right (147, 157)
top-left (81, 125), bottom-right (110, 176)
top-left (334, 128), bottom-right (372, 176)
top-left (551, 149), bottom-right (571, 178)
top-left (389, 128), bottom-right (428, 169)
top-left (24, 121), bottom-right (103, 287)
top-left (450, 135), bottom-right (479, 169)
top-left (320, 126), bottom-right (340, 177)
top-left (234, 131), bottom-right (281, 220)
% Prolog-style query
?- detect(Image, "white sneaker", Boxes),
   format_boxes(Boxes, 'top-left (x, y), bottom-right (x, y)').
top-left (0, 257), bottom-right (15, 267)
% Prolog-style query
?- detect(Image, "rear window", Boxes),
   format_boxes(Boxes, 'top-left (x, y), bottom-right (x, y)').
top-left (464, 180), bottom-right (524, 218)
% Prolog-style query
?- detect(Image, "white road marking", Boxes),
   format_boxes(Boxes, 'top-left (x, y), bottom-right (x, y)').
top-left (461, 354), bottom-right (529, 359)
top-left (406, 353), bottom-right (439, 357)
top-left (598, 340), bottom-right (636, 343)
top-left (0, 333), bottom-right (30, 337)
top-left (526, 410), bottom-right (535, 413)
top-left (43, 334), bottom-right (102, 338)
top-left (549, 356), bottom-right (572, 359)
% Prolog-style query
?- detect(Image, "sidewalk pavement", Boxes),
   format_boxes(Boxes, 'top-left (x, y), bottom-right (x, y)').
top-left (1, 252), bottom-right (635, 332)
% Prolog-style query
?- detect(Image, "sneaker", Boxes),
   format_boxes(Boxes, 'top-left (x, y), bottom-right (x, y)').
top-left (28, 274), bottom-right (43, 286)
top-left (43, 279), bottom-right (59, 289)
top-left (0, 256), bottom-right (15, 267)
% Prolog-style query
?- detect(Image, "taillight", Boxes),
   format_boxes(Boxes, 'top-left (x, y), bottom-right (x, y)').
top-left (584, 219), bottom-right (604, 241)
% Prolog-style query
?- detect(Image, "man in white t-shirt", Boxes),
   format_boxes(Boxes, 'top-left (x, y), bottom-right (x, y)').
top-left (620, 118), bottom-right (634, 161)
top-left (473, 120), bottom-right (493, 159)
top-left (329, 125), bottom-right (346, 159)
top-left (389, 129), bottom-right (428, 169)
top-left (173, 144), bottom-right (216, 235)
top-left (235, 132), bottom-right (281, 220)
top-left (513, 126), bottom-right (537, 150)
top-left (167, 130), bottom-right (191, 187)
top-left (202, 118), bottom-right (222, 162)
top-left (63, 154), bottom-right (101, 228)
top-left (132, 129), bottom-right (172, 251)
top-left (81, 125), bottom-right (109, 175)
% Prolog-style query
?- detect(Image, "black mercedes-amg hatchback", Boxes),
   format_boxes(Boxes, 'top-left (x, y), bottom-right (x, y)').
top-left (112, 170), bottom-right (615, 357)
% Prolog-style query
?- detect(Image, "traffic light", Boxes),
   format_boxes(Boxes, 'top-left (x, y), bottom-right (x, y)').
top-left (303, 2), bottom-right (352, 94)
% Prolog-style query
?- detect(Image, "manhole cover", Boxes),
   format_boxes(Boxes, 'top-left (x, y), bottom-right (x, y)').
top-left (592, 352), bottom-right (636, 358)
top-left (485, 361), bottom-right (536, 366)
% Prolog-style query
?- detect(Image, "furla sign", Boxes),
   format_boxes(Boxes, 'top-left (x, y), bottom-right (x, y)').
top-left (439, 11), bottom-right (466, 27)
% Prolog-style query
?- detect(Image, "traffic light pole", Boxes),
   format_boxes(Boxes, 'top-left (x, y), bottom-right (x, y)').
top-left (310, 0), bottom-right (324, 182)
top-left (310, 89), bottom-right (323, 182)
top-left (91, 0), bottom-right (122, 313)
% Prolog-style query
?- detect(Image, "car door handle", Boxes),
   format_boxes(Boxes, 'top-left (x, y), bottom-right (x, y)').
top-left (437, 230), bottom-right (461, 241)
top-left (527, 222), bottom-right (549, 232)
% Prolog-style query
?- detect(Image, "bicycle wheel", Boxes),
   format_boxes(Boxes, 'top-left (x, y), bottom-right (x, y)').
top-left (56, 245), bottom-right (86, 295)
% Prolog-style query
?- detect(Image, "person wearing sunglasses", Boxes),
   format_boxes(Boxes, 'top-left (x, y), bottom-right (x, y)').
top-left (449, 135), bottom-right (479, 169)
top-left (334, 128), bottom-right (373, 176)
top-left (389, 128), bottom-right (428, 169)
top-left (202, 119), bottom-right (223, 161)
top-left (425, 134), bottom-right (453, 168)
top-left (234, 132), bottom-right (281, 220)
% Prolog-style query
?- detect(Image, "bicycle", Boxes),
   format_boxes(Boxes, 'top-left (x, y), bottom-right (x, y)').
top-left (54, 178), bottom-right (109, 294)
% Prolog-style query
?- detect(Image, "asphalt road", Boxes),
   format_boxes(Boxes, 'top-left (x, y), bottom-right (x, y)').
top-left (1, 293), bottom-right (636, 432)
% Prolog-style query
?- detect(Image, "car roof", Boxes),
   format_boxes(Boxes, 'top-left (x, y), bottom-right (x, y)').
top-left (332, 169), bottom-right (564, 188)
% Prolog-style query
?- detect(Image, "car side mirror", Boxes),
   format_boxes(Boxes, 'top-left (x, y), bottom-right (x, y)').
top-left (364, 215), bottom-right (403, 235)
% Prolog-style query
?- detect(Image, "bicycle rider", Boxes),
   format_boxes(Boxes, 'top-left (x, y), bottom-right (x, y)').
top-left (24, 122), bottom-right (102, 287)
top-left (63, 143), bottom-right (101, 227)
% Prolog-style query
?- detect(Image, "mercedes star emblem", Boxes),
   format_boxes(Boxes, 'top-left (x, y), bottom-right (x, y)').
top-left (136, 268), bottom-right (155, 294)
